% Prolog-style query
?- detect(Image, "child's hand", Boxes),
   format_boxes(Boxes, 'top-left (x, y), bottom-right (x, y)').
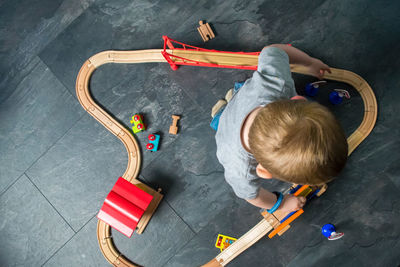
top-left (307, 57), bottom-right (331, 79)
top-left (278, 194), bottom-right (306, 214)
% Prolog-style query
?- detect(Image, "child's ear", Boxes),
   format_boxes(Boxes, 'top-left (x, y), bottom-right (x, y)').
top-left (256, 164), bottom-right (273, 179)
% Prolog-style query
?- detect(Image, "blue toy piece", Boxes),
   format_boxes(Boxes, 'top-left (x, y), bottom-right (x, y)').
top-left (305, 81), bottom-right (350, 105)
top-left (329, 91), bottom-right (343, 105)
top-left (322, 224), bottom-right (336, 237)
top-left (146, 134), bottom-right (160, 152)
top-left (305, 83), bottom-right (319, 97)
top-left (329, 89), bottom-right (350, 105)
top-left (322, 223), bottom-right (344, 240)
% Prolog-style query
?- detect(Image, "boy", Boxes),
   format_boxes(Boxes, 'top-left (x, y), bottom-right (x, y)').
top-left (213, 44), bottom-right (348, 215)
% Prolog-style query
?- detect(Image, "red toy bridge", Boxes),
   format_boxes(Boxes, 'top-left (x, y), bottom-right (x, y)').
top-left (162, 35), bottom-right (260, 70)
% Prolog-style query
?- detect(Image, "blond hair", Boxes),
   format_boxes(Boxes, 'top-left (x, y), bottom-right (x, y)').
top-left (249, 100), bottom-right (348, 185)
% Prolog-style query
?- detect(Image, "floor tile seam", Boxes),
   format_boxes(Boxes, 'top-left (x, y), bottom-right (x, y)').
top-left (155, 199), bottom-right (200, 267)
top-left (41, 214), bottom-right (99, 266)
top-left (0, 0), bottom-right (95, 100)
top-left (38, 55), bottom-right (82, 101)
top-left (35, 0), bottom-right (100, 101)
top-left (0, 105), bottom-right (83, 199)
top-left (35, 0), bottom-right (98, 55)
top-left (24, 112), bottom-right (86, 179)
top-left (25, 0), bottom-right (97, 71)
top-left (139, 132), bottom-right (219, 233)
top-left (40, 231), bottom-right (77, 267)
top-left (162, 232), bottom-right (198, 267)
top-left (0, 173), bottom-right (25, 198)
top-left (0, 58), bottom-right (42, 106)
top-left (138, 138), bottom-right (198, 233)
top-left (76, 213), bottom-right (99, 236)
top-left (164, 198), bottom-right (197, 235)
top-left (24, 172), bottom-right (76, 234)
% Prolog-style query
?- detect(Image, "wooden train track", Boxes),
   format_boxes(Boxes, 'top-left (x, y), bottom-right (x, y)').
top-left (75, 48), bottom-right (377, 267)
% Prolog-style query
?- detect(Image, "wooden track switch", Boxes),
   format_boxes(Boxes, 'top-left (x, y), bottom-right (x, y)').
top-left (197, 21), bottom-right (215, 42)
top-left (169, 115), bottom-right (181, 135)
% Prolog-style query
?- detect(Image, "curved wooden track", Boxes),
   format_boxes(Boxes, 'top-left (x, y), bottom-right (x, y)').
top-left (75, 48), bottom-right (377, 267)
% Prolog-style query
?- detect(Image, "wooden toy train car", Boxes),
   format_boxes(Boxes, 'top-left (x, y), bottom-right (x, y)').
top-left (146, 134), bottom-right (160, 152)
top-left (130, 114), bottom-right (145, 134)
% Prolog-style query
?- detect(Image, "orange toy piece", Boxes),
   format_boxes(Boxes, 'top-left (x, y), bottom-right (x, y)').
top-left (267, 210), bottom-right (304, 238)
top-left (261, 184), bottom-right (319, 238)
top-left (169, 115), bottom-right (180, 135)
top-left (197, 20), bottom-right (215, 42)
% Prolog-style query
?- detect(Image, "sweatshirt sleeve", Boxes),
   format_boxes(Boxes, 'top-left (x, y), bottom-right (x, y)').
top-left (257, 46), bottom-right (293, 84)
top-left (250, 46), bottom-right (295, 99)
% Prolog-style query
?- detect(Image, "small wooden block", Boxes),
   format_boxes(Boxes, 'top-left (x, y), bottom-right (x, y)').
top-left (169, 125), bottom-right (178, 135)
top-left (136, 188), bottom-right (163, 234)
top-left (197, 20), bottom-right (215, 42)
top-left (169, 115), bottom-right (180, 135)
top-left (316, 184), bottom-right (328, 197)
top-left (277, 225), bottom-right (291, 236)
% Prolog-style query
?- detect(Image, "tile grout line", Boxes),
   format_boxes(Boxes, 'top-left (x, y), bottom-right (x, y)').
top-left (7, 56), bottom-right (88, 182)
top-left (0, 173), bottom-right (25, 198)
top-left (164, 198), bottom-right (197, 235)
top-left (38, 55), bottom-right (82, 101)
top-left (0, 58), bottom-right (42, 106)
top-left (24, 111), bottom-right (86, 175)
top-left (75, 213), bottom-right (99, 234)
top-left (37, 53), bottom-right (202, 265)
top-left (24, 172), bottom-right (77, 234)
top-left (154, 198), bottom-right (200, 267)
top-left (162, 232), bottom-right (198, 266)
top-left (1, 25), bottom-right (88, 200)
top-left (40, 213), bottom-right (99, 267)
top-left (1, 59), bottom-right (86, 198)
top-left (40, 233), bottom-right (77, 267)
top-left (0, 0), bottom-right (97, 105)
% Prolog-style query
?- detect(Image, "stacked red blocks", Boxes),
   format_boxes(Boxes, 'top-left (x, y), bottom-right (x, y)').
top-left (97, 177), bottom-right (153, 237)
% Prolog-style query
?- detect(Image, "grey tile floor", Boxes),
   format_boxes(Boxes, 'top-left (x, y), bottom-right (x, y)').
top-left (1, 0), bottom-right (399, 266)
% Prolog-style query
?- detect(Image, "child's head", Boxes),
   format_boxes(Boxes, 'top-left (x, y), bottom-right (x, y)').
top-left (249, 99), bottom-right (348, 185)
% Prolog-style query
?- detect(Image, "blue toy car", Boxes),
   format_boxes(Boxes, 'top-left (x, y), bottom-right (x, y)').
top-left (146, 134), bottom-right (160, 152)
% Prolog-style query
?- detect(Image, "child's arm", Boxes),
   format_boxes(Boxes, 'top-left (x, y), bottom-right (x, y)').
top-left (246, 187), bottom-right (306, 214)
top-left (267, 44), bottom-right (331, 79)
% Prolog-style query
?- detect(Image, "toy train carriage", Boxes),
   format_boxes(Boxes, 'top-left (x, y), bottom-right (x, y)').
top-left (215, 234), bottom-right (237, 252)
top-left (130, 114), bottom-right (145, 133)
top-left (146, 134), bottom-right (160, 152)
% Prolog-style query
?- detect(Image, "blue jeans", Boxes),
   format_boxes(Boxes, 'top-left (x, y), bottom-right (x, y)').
top-left (210, 82), bottom-right (244, 131)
